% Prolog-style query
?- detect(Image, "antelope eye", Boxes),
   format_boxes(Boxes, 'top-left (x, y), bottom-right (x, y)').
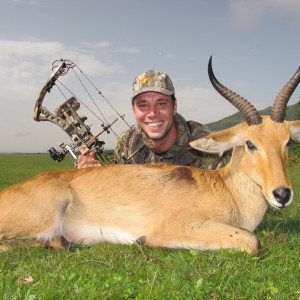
top-left (246, 140), bottom-right (256, 150)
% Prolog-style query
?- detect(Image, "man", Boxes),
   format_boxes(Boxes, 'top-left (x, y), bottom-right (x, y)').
top-left (78, 70), bottom-right (217, 168)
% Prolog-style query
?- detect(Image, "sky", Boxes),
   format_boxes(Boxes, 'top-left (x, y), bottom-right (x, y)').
top-left (0, 0), bottom-right (300, 153)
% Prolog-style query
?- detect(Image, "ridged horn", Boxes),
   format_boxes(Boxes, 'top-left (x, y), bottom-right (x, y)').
top-left (208, 56), bottom-right (262, 126)
top-left (271, 66), bottom-right (300, 123)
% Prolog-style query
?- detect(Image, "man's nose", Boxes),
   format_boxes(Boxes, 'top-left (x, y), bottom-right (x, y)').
top-left (147, 105), bottom-right (160, 116)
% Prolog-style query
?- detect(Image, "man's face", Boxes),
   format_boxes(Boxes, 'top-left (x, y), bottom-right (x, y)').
top-left (132, 92), bottom-right (177, 141)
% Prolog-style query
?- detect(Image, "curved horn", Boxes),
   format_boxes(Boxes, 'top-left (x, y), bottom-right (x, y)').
top-left (271, 66), bottom-right (300, 123)
top-left (208, 56), bottom-right (262, 126)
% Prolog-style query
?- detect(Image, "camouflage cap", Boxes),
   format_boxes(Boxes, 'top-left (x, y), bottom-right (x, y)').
top-left (132, 70), bottom-right (175, 99)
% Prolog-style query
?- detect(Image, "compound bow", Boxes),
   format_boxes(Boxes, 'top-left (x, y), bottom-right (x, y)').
top-left (33, 59), bottom-right (125, 166)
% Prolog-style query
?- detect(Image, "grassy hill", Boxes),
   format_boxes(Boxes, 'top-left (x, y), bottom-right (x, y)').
top-left (206, 101), bottom-right (300, 131)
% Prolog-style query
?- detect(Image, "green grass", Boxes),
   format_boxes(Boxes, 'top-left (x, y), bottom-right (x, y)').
top-left (0, 153), bottom-right (74, 190)
top-left (0, 153), bottom-right (300, 299)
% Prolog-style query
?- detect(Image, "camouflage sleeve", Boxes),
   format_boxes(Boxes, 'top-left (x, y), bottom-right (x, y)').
top-left (113, 130), bottom-right (130, 163)
top-left (187, 120), bottom-right (212, 140)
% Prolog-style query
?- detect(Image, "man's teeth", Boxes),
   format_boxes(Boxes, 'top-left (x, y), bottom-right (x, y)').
top-left (148, 122), bottom-right (162, 127)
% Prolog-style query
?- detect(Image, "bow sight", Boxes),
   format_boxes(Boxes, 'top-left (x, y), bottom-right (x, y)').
top-left (46, 96), bottom-right (117, 165)
top-left (34, 59), bottom-right (124, 166)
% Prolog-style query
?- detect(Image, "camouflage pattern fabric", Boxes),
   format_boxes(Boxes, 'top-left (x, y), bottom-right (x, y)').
top-left (132, 70), bottom-right (175, 99)
top-left (114, 113), bottom-right (220, 168)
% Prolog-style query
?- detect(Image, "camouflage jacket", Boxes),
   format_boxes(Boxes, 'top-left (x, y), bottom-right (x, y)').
top-left (114, 113), bottom-right (218, 168)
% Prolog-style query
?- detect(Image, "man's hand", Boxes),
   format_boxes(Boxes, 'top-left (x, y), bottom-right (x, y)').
top-left (77, 151), bottom-right (101, 169)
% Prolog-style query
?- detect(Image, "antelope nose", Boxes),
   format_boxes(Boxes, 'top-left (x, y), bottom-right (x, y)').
top-left (272, 187), bottom-right (291, 207)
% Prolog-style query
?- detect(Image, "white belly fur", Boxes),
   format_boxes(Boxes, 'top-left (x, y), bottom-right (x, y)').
top-left (62, 225), bottom-right (137, 245)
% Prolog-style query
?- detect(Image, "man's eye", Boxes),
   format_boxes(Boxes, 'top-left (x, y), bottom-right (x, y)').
top-left (157, 101), bottom-right (167, 107)
top-left (138, 103), bottom-right (148, 109)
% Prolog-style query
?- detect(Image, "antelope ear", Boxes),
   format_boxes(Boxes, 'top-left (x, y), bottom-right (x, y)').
top-left (287, 120), bottom-right (300, 142)
top-left (190, 126), bottom-right (243, 155)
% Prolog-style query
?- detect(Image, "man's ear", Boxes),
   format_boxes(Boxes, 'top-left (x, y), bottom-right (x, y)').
top-left (173, 99), bottom-right (177, 116)
top-left (131, 100), bottom-right (136, 113)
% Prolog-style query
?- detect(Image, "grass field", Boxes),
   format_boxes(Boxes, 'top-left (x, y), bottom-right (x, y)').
top-left (0, 153), bottom-right (299, 299)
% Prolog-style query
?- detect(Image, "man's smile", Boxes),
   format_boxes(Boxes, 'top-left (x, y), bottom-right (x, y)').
top-left (145, 121), bottom-right (163, 129)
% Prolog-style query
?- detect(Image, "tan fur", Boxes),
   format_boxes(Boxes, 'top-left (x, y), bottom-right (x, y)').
top-left (1, 116), bottom-right (299, 254)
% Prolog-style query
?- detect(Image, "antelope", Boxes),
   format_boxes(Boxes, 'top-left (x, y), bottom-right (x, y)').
top-left (1, 58), bottom-right (300, 255)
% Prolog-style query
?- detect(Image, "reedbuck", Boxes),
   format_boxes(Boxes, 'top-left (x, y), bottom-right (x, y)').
top-left (1, 58), bottom-right (300, 254)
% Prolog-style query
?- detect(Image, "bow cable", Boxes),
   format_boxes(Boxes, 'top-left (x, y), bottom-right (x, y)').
top-left (75, 64), bottom-right (131, 127)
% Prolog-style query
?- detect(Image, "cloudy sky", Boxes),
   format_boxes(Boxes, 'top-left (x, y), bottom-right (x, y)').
top-left (0, 0), bottom-right (300, 153)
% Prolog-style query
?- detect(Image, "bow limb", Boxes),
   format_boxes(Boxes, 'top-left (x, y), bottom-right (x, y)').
top-left (33, 59), bottom-right (67, 121)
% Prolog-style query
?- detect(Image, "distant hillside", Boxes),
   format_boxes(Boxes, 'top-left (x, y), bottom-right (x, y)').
top-left (206, 101), bottom-right (300, 131)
